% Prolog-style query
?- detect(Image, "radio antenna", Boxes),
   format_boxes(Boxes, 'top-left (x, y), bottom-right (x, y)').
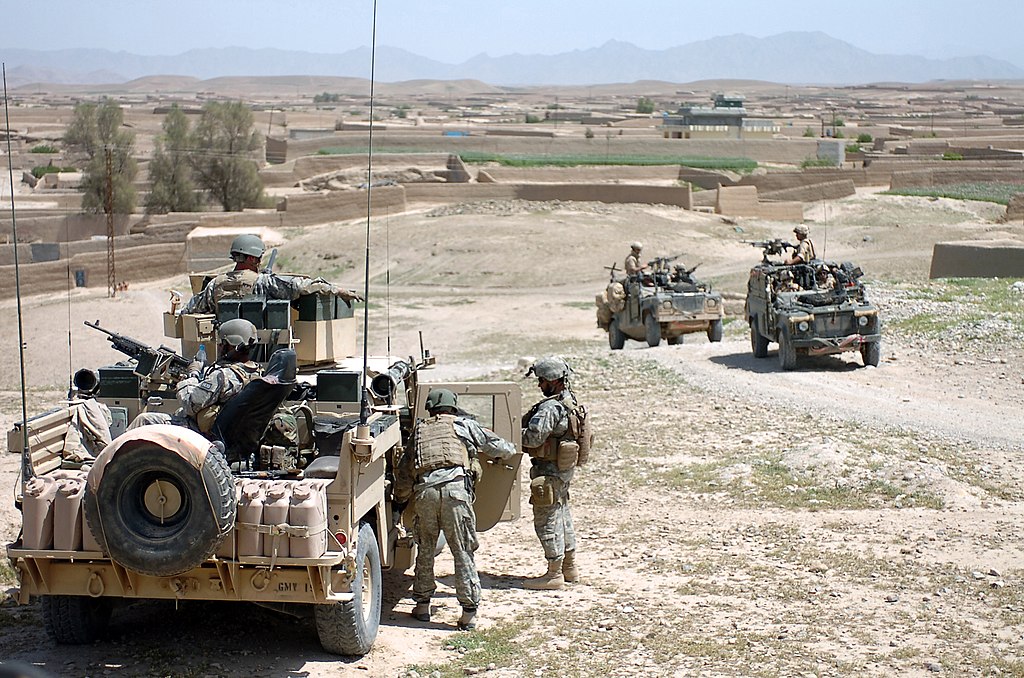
top-left (357, 0), bottom-right (379, 430)
top-left (3, 63), bottom-right (34, 484)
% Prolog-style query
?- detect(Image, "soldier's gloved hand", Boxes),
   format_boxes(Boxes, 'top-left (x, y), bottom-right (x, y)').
top-left (334, 286), bottom-right (363, 302)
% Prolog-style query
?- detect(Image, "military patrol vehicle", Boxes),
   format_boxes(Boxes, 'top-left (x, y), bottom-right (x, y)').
top-left (598, 255), bottom-right (725, 349)
top-left (6, 285), bottom-right (523, 657)
top-left (744, 239), bottom-right (882, 370)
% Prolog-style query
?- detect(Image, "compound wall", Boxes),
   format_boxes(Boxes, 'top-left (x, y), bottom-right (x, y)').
top-left (929, 240), bottom-right (1024, 278)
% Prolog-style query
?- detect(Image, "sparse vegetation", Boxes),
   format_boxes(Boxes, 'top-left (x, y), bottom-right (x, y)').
top-left (856, 133), bottom-right (873, 143)
top-left (524, 113), bottom-right (542, 124)
top-left (29, 144), bottom-right (58, 154)
top-left (456, 151), bottom-right (757, 171)
top-left (636, 96), bottom-right (655, 114)
top-left (146, 105), bottom-right (200, 214)
top-left (884, 182), bottom-right (1024, 204)
top-left (64, 99), bottom-right (138, 214)
top-left (801, 157), bottom-right (836, 168)
top-left (942, 151), bottom-right (964, 160)
top-left (30, 165), bottom-right (75, 179)
top-left (188, 101), bottom-right (264, 211)
top-left (803, 127), bottom-right (816, 137)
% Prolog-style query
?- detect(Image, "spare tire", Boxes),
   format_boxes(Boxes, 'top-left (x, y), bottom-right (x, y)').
top-left (84, 425), bottom-right (236, 577)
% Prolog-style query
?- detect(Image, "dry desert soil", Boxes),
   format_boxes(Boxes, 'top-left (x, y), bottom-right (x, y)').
top-left (1, 192), bottom-right (1023, 677)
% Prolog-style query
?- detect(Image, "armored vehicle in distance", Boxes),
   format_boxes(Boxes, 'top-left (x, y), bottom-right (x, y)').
top-left (744, 240), bottom-right (882, 370)
top-left (598, 255), bottom-right (725, 350)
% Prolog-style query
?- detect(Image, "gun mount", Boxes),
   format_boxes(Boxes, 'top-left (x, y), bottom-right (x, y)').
top-left (743, 239), bottom-right (796, 263)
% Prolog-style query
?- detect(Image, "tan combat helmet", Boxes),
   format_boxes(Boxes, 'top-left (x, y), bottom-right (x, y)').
top-left (793, 224), bottom-right (809, 236)
top-left (218, 318), bottom-right (258, 348)
top-left (630, 241), bottom-right (643, 252)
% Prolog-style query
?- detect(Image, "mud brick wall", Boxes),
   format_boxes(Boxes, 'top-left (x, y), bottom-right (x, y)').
top-left (516, 183), bottom-right (691, 208)
top-left (929, 240), bottom-right (1024, 278)
top-left (261, 152), bottom-right (452, 187)
top-left (715, 185), bottom-right (760, 217)
top-left (281, 185), bottom-right (406, 224)
top-left (890, 168), bottom-right (1024, 189)
top-left (757, 201), bottom-right (805, 222)
top-left (481, 166), bottom-right (682, 183)
top-left (0, 243), bottom-right (186, 299)
top-left (760, 179), bottom-right (857, 203)
top-left (0, 214), bottom-right (133, 244)
top-left (1004, 194), bottom-right (1024, 223)
top-left (678, 167), bottom-right (739, 190)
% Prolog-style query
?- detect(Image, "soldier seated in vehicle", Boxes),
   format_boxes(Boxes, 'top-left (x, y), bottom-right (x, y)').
top-left (814, 263), bottom-right (837, 291)
top-left (128, 318), bottom-right (261, 435)
top-left (180, 234), bottom-right (363, 315)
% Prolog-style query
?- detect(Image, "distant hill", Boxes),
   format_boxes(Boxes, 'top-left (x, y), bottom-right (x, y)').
top-left (5, 32), bottom-right (1023, 88)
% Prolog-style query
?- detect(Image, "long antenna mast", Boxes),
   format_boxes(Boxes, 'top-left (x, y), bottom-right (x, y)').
top-left (357, 0), bottom-right (379, 428)
top-left (3, 63), bottom-right (33, 483)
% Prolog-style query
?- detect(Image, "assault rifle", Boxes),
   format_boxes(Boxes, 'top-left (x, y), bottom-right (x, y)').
top-left (85, 320), bottom-right (191, 386)
top-left (743, 239), bottom-right (796, 262)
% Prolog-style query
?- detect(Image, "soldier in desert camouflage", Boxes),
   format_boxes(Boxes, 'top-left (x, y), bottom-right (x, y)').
top-left (395, 388), bottom-right (516, 631)
top-left (181, 234), bottom-right (362, 315)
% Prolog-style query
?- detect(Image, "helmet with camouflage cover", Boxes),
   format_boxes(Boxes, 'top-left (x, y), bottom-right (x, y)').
top-left (218, 318), bottom-right (258, 348)
top-left (229, 234), bottom-right (266, 259)
top-left (525, 356), bottom-right (573, 382)
top-left (793, 224), bottom-right (809, 236)
top-left (425, 388), bottom-right (458, 413)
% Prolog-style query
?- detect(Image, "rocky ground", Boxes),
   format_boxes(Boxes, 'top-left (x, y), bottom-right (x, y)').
top-left (1, 193), bottom-right (1022, 677)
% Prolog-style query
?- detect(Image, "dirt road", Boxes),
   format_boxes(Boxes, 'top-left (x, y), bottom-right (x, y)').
top-left (2, 194), bottom-right (1023, 676)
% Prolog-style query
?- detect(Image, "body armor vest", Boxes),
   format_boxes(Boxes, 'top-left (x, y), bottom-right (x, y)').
top-left (211, 269), bottom-right (259, 304)
top-left (413, 414), bottom-right (469, 476)
top-left (524, 391), bottom-right (589, 463)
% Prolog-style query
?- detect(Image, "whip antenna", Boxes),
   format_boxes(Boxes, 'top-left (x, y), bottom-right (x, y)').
top-left (357, 0), bottom-right (379, 429)
top-left (3, 63), bottom-right (33, 484)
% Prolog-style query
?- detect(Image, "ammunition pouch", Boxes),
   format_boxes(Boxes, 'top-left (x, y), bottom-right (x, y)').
top-left (195, 405), bottom-right (221, 434)
top-left (259, 444), bottom-right (300, 472)
top-left (556, 440), bottom-right (580, 471)
top-left (529, 476), bottom-right (558, 507)
top-left (525, 439), bottom-right (558, 462)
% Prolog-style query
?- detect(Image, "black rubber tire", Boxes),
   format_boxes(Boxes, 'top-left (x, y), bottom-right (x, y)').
top-left (707, 319), bottom-right (724, 343)
top-left (778, 328), bottom-right (798, 371)
top-left (644, 314), bottom-right (661, 347)
top-left (750, 318), bottom-right (769, 358)
top-left (668, 335), bottom-right (684, 345)
top-left (608, 319), bottom-right (625, 350)
top-left (41, 595), bottom-right (112, 644)
top-left (315, 522), bottom-right (382, 656)
top-left (84, 442), bottom-right (236, 577)
top-left (861, 340), bottom-right (881, 367)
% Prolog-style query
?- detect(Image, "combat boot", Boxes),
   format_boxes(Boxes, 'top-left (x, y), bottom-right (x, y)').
top-left (562, 550), bottom-right (580, 583)
top-left (523, 558), bottom-right (565, 590)
top-left (412, 602), bottom-right (430, 622)
top-left (457, 607), bottom-right (477, 631)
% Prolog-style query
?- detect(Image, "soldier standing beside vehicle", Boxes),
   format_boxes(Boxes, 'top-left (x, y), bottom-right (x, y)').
top-left (624, 242), bottom-right (646, 278)
top-left (180, 234), bottom-right (362, 315)
top-left (785, 224), bottom-right (816, 265)
top-left (128, 318), bottom-right (261, 433)
top-left (521, 357), bottom-right (591, 591)
top-left (395, 388), bottom-right (516, 631)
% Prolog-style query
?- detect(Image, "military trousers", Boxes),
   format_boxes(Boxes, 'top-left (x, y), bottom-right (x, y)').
top-left (412, 477), bottom-right (481, 609)
top-left (529, 463), bottom-right (577, 561)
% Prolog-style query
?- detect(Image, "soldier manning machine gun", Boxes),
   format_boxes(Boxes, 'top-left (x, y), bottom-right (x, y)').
top-left (85, 320), bottom-right (191, 386)
top-left (743, 239), bottom-right (796, 263)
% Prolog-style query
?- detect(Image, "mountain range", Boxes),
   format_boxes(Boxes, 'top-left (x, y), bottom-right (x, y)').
top-left (5, 32), bottom-right (1023, 88)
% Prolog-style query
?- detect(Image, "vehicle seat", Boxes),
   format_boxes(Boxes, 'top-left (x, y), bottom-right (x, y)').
top-left (211, 348), bottom-right (297, 465)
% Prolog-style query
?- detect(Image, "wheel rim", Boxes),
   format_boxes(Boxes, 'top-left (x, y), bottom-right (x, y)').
top-left (359, 559), bottom-right (374, 623)
top-left (143, 479), bottom-right (183, 523)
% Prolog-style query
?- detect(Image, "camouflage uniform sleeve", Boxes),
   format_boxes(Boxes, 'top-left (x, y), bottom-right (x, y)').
top-left (454, 418), bottom-right (516, 460)
top-left (254, 273), bottom-right (307, 301)
top-left (181, 282), bottom-right (215, 314)
top-left (522, 399), bottom-right (568, 449)
top-left (797, 239), bottom-right (814, 263)
top-left (176, 366), bottom-right (242, 417)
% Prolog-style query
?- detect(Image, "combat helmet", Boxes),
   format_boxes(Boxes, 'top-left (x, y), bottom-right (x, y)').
top-left (229, 234), bottom-right (266, 259)
top-left (525, 356), bottom-right (573, 382)
top-left (425, 388), bottom-right (458, 413)
top-left (218, 318), bottom-right (258, 348)
top-left (793, 224), bottom-right (809, 236)
top-left (630, 241), bottom-right (643, 252)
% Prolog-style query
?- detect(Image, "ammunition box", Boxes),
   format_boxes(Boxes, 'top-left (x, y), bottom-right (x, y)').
top-left (240, 298), bottom-right (265, 329)
top-left (182, 314), bottom-right (217, 343)
top-left (217, 300), bottom-right (240, 322)
top-left (97, 366), bottom-right (141, 399)
top-left (298, 293), bottom-right (335, 321)
top-left (335, 297), bottom-right (355, 320)
top-left (265, 299), bottom-right (291, 329)
top-left (293, 318), bottom-right (357, 365)
top-left (317, 370), bottom-right (363, 403)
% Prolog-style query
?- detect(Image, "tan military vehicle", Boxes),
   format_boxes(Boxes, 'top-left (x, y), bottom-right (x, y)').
top-left (6, 287), bottom-right (523, 656)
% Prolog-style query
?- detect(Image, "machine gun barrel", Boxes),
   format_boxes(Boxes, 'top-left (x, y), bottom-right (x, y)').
top-left (84, 320), bottom-right (191, 385)
top-left (741, 239), bottom-right (796, 261)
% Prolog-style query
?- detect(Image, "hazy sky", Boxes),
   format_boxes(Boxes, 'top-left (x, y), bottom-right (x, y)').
top-left (5, 0), bottom-right (1023, 67)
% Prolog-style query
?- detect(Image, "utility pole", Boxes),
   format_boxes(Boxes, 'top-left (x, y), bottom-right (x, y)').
top-left (104, 146), bottom-right (115, 298)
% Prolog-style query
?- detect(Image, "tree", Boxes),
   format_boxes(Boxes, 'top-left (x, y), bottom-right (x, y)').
top-left (146, 105), bottom-right (200, 214)
top-left (189, 101), bottom-right (264, 212)
top-left (636, 97), bottom-right (655, 114)
top-left (64, 101), bottom-right (137, 214)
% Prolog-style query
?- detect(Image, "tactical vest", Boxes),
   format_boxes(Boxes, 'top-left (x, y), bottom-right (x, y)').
top-left (211, 269), bottom-right (259, 304)
top-left (194, 362), bottom-right (260, 433)
top-left (523, 391), bottom-right (590, 463)
top-left (413, 414), bottom-right (469, 476)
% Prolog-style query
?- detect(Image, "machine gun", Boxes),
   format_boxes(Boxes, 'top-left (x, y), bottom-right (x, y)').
top-left (647, 253), bottom-right (683, 272)
top-left (743, 239), bottom-right (796, 263)
top-left (85, 320), bottom-right (192, 386)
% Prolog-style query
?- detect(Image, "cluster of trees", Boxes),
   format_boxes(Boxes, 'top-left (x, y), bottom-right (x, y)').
top-left (64, 100), bottom-right (264, 215)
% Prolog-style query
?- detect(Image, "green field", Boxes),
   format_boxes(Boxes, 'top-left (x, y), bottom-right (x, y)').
top-left (884, 182), bottom-right (1024, 205)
